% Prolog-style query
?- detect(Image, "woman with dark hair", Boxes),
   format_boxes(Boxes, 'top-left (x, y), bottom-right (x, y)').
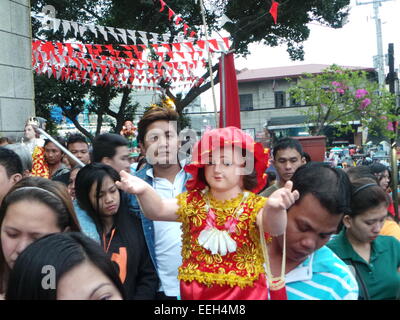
top-left (6, 232), bottom-right (125, 300)
top-left (74, 163), bottom-right (158, 300)
top-left (327, 178), bottom-right (400, 300)
top-left (369, 163), bottom-right (391, 192)
top-left (0, 177), bottom-right (81, 299)
top-left (368, 163), bottom-right (400, 238)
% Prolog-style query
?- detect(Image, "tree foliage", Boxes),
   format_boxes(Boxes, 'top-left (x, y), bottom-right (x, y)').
top-left (288, 65), bottom-right (397, 139)
top-left (31, 0), bottom-right (351, 139)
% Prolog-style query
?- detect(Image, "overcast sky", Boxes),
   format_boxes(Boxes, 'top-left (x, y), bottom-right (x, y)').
top-left (200, 0), bottom-right (400, 110)
top-left (235, 0), bottom-right (400, 70)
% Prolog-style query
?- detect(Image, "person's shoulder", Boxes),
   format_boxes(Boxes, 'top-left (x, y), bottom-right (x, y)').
top-left (313, 246), bottom-right (355, 276)
top-left (36, 138), bottom-right (45, 147)
top-left (134, 163), bottom-right (152, 178)
top-left (314, 246), bottom-right (347, 267)
top-left (176, 189), bottom-right (200, 207)
top-left (312, 246), bottom-right (358, 290)
top-left (326, 231), bottom-right (346, 250)
top-left (376, 234), bottom-right (400, 250)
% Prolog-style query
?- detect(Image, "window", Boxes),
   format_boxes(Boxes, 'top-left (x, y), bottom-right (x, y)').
top-left (290, 93), bottom-right (301, 106)
top-left (239, 94), bottom-right (253, 111)
top-left (275, 91), bottom-right (286, 108)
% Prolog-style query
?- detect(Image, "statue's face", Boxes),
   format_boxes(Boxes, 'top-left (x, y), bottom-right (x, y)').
top-left (24, 125), bottom-right (36, 140)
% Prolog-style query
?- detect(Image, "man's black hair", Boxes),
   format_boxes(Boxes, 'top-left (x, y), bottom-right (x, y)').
top-left (291, 162), bottom-right (352, 215)
top-left (0, 147), bottom-right (23, 177)
top-left (272, 137), bottom-right (304, 159)
top-left (92, 133), bottom-right (128, 163)
top-left (67, 133), bottom-right (88, 148)
top-left (44, 136), bottom-right (66, 151)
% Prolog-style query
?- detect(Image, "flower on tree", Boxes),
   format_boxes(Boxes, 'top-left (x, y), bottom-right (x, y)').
top-left (355, 89), bottom-right (368, 99)
top-left (387, 121), bottom-right (398, 131)
top-left (358, 98), bottom-right (371, 110)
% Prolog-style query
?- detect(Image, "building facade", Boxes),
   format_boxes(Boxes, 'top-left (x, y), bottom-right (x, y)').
top-left (0, 0), bottom-right (34, 140)
top-left (236, 64), bottom-right (375, 146)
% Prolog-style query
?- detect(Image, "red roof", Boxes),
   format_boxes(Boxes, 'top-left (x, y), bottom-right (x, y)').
top-left (236, 64), bottom-right (375, 83)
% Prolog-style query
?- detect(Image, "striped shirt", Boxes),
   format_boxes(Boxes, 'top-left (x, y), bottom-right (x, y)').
top-left (285, 246), bottom-right (359, 300)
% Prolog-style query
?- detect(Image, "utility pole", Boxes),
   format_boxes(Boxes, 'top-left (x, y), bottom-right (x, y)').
top-left (356, 0), bottom-right (392, 88)
top-left (387, 43), bottom-right (399, 222)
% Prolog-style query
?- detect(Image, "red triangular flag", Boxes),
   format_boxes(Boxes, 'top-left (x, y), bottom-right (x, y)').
top-left (32, 40), bottom-right (41, 51)
top-left (172, 43), bottom-right (181, 52)
top-left (269, 1), bottom-right (279, 24)
top-left (183, 24), bottom-right (189, 35)
top-left (197, 40), bottom-right (205, 50)
top-left (168, 8), bottom-right (175, 20)
top-left (124, 51), bottom-right (133, 59)
top-left (185, 42), bottom-right (195, 52)
top-left (159, 0), bottom-right (166, 12)
top-left (175, 16), bottom-right (183, 26)
top-left (208, 39), bottom-right (219, 51)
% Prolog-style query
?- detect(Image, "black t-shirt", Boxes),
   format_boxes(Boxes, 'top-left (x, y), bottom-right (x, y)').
top-left (102, 196), bottom-right (159, 300)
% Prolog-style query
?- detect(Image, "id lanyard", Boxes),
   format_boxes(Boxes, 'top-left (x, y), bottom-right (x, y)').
top-left (102, 228), bottom-right (116, 253)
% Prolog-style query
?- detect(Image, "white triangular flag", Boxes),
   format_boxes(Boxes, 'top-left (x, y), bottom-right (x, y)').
top-left (220, 14), bottom-right (233, 27)
top-left (139, 37), bottom-right (148, 47)
top-left (116, 28), bottom-right (128, 44)
top-left (62, 20), bottom-right (71, 37)
top-left (88, 24), bottom-right (98, 38)
top-left (58, 56), bottom-right (66, 67)
top-left (107, 27), bottom-right (119, 41)
top-left (218, 39), bottom-right (228, 52)
top-left (150, 33), bottom-right (159, 44)
top-left (177, 34), bottom-right (184, 43)
top-left (138, 31), bottom-right (147, 40)
top-left (97, 26), bottom-right (108, 41)
top-left (127, 30), bottom-right (137, 44)
top-left (79, 25), bottom-right (87, 37)
top-left (53, 18), bottom-right (61, 33)
top-left (162, 34), bottom-right (171, 43)
top-left (70, 22), bottom-right (79, 37)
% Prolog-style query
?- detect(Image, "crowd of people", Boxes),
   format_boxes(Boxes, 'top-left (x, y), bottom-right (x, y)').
top-left (0, 106), bottom-right (399, 300)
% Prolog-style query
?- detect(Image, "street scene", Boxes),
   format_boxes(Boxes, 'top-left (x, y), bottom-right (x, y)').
top-left (0, 0), bottom-right (399, 303)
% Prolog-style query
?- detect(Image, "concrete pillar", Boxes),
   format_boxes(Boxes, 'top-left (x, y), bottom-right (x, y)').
top-left (0, 0), bottom-right (35, 141)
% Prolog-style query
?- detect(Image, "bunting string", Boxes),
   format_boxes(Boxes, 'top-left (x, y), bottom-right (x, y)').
top-left (158, 0), bottom-right (197, 38)
top-left (32, 14), bottom-right (195, 46)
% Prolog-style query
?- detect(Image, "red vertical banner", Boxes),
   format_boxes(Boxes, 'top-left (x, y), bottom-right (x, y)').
top-left (219, 53), bottom-right (241, 129)
top-left (269, 1), bottom-right (279, 24)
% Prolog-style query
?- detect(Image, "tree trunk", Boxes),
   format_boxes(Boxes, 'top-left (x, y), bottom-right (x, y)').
top-left (96, 112), bottom-right (104, 136)
top-left (115, 88), bottom-right (131, 134)
top-left (61, 106), bottom-right (94, 142)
